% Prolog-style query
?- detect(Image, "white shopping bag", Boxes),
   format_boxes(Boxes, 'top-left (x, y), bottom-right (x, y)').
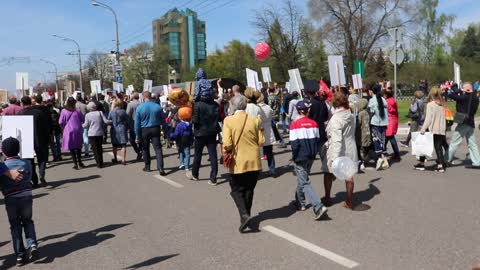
top-left (411, 132), bottom-right (434, 157)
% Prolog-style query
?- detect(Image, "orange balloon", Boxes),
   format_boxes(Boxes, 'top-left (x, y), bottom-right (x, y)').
top-left (178, 106), bottom-right (193, 120)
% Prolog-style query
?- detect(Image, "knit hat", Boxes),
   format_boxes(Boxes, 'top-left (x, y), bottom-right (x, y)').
top-left (1, 137), bottom-right (20, 157)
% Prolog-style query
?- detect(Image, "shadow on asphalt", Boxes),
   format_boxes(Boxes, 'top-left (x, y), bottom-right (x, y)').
top-left (0, 223), bottom-right (132, 269)
top-left (0, 193), bottom-right (49, 206)
top-left (331, 183), bottom-right (381, 209)
top-left (124, 254), bottom-right (179, 269)
top-left (48, 175), bottom-right (101, 189)
top-left (248, 203), bottom-right (297, 232)
top-left (0, 241), bottom-right (10, 248)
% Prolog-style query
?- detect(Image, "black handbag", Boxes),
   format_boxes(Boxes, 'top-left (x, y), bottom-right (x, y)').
top-left (453, 95), bottom-right (473, 124)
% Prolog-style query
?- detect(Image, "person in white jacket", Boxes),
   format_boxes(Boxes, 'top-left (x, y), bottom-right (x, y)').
top-left (257, 94), bottom-right (277, 177)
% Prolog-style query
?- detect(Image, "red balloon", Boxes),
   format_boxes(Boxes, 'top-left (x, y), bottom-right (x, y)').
top-left (255, 42), bottom-right (270, 61)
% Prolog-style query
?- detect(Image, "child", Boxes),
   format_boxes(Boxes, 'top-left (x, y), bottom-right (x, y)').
top-left (0, 137), bottom-right (38, 266)
top-left (289, 101), bottom-right (328, 220)
top-left (169, 115), bottom-right (193, 171)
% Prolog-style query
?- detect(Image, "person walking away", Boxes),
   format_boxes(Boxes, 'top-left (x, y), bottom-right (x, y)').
top-left (257, 94), bottom-right (277, 177)
top-left (321, 92), bottom-right (358, 209)
top-left (126, 93), bottom-right (142, 161)
top-left (288, 91), bottom-right (301, 122)
top-left (223, 95), bottom-right (265, 232)
top-left (368, 85), bottom-right (389, 170)
top-left (281, 89), bottom-right (292, 134)
top-left (109, 99), bottom-right (130, 166)
top-left (267, 88), bottom-right (286, 148)
top-left (169, 114), bottom-right (193, 171)
top-left (289, 101), bottom-right (329, 219)
top-left (414, 87), bottom-right (448, 172)
top-left (75, 94), bottom-right (89, 158)
top-left (188, 70), bottom-right (220, 185)
top-left (400, 90), bottom-right (425, 147)
top-left (46, 100), bottom-right (62, 162)
top-left (99, 94), bottom-right (110, 143)
top-left (83, 102), bottom-right (111, 168)
top-left (134, 92), bottom-right (169, 175)
top-left (0, 137), bottom-right (38, 266)
top-left (2, 96), bottom-right (22, 115)
top-left (447, 82), bottom-right (480, 168)
top-left (384, 88), bottom-right (401, 162)
top-left (355, 99), bottom-right (371, 170)
top-left (305, 88), bottom-right (330, 158)
top-left (17, 96), bottom-right (50, 187)
top-left (59, 97), bottom-right (85, 170)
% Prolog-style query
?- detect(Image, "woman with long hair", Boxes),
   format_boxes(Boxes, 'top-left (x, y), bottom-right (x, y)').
top-left (59, 97), bottom-right (85, 170)
top-left (415, 87), bottom-right (448, 172)
top-left (109, 98), bottom-right (130, 165)
top-left (368, 84), bottom-right (389, 170)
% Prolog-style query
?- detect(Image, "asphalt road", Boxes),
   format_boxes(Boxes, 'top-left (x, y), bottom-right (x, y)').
top-left (0, 130), bottom-right (479, 270)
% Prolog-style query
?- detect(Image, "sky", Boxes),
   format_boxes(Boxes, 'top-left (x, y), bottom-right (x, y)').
top-left (0, 0), bottom-right (478, 91)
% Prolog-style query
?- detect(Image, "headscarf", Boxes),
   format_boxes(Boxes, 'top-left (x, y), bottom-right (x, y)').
top-left (194, 68), bottom-right (213, 101)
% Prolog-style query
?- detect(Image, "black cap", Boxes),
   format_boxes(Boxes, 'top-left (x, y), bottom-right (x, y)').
top-left (1, 137), bottom-right (20, 157)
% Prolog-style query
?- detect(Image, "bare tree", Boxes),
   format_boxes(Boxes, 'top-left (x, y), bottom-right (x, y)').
top-left (84, 51), bottom-right (114, 88)
top-left (308, 0), bottom-right (413, 77)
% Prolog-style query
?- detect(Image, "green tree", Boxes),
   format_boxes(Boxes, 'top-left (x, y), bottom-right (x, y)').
top-left (458, 25), bottom-right (480, 59)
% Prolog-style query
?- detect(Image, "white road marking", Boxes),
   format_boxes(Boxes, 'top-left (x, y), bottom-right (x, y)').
top-left (262, 225), bottom-right (359, 268)
top-left (153, 175), bottom-right (184, 188)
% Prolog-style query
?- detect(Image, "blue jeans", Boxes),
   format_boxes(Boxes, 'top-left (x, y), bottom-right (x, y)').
top-left (83, 128), bottom-right (89, 156)
top-left (263, 145), bottom-right (276, 174)
top-left (192, 135), bottom-right (218, 183)
top-left (50, 133), bottom-right (62, 160)
top-left (179, 146), bottom-right (191, 170)
top-left (385, 136), bottom-right (400, 156)
top-left (281, 113), bottom-right (289, 132)
top-left (294, 160), bottom-right (324, 212)
top-left (5, 196), bottom-right (37, 257)
top-left (448, 124), bottom-right (480, 166)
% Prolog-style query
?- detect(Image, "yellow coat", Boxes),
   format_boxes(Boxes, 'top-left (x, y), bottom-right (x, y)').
top-left (223, 111), bottom-right (265, 174)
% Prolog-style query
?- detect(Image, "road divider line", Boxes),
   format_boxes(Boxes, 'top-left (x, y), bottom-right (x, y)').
top-left (262, 225), bottom-right (359, 268)
top-left (153, 175), bottom-right (184, 188)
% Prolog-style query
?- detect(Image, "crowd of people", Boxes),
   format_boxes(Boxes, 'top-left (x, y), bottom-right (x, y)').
top-left (1, 68), bottom-right (479, 265)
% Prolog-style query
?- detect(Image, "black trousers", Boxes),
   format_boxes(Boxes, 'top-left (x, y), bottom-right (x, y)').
top-left (420, 134), bottom-right (449, 166)
top-left (141, 127), bottom-right (164, 171)
top-left (129, 123), bottom-right (141, 155)
top-left (192, 135), bottom-right (218, 182)
top-left (28, 146), bottom-right (48, 185)
top-left (89, 136), bottom-right (104, 167)
top-left (229, 171), bottom-right (259, 218)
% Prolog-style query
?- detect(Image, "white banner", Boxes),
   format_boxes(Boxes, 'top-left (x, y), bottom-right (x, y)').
top-left (90, 80), bottom-right (101, 94)
top-left (16, 72), bottom-right (29, 90)
top-left (288, 68), bottom-right (304, 96)
top-left (143, 80), bottom-right (153, 92)
top-left (352, 74), bottom-right (363, 90)
top-left (261, 67), bottom-right (272, 83)
top-left (246, 68), bottom-right (260, 90)
top-left (328, 55), bottom-right (346, 86)
top-left (113, 82), bottom-right (124, 93)
top-left (454, 62), bottom-right (461, 86)
top-left (2, 116), bottom-right (35, 159)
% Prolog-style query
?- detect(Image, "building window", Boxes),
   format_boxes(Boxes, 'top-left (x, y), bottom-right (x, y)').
top-left (197, 33), bottom-right (206, 60)
top-left (168, 32), bottom-right (180, 60)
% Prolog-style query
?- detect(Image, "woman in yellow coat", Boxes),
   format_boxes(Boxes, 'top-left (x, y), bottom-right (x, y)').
top-left (223, 95), bottom-right (265, 233)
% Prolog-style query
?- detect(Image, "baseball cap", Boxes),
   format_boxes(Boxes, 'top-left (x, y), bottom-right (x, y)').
top-left (296, 101), bottom-right (310, 110)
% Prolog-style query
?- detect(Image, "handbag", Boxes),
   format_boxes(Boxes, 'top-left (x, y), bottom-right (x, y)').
top-left (453, 94), bottom-right (473, 124)
top-left (223, 115), bottom-right (248, 168)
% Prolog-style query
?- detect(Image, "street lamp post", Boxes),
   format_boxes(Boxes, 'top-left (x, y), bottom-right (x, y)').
top-left (92, 0), bottom-right (122, 83)
top-left (52, 34), bottom-right (83, 92)
top-left (40, 59), bottom-right (58, 93)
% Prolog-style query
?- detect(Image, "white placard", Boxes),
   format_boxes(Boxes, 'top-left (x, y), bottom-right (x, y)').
top-left (2, 116), bottom-right (35, 159)
top-left (288, 68), bottom-right (304, 96)
top-left (113, 82), bottom-right (124, 93)
top-left (328, 55), bottom-right (346, 86)
top-left (16, 72), bottom-right (29, 90)
top-left (143, 80), bottom-right (153, 92)
top-left (454, 62), bottom-right (461, 86)
top-left (261, 67), bottom-right (272, 83)
top-left (246, 68), bottom-right (260, 90)
top-left (352, 74), bottom-right (363, 90)
top-left (257, 81), bottom-right (263, 90)
top-left (162, 85), bottom-right (169, 96)
top-left (90, 80), bottom-right (101, 94)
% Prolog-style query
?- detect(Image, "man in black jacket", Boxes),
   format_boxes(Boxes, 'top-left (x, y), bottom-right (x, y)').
top-left (17, 96), bottom-right (51, 187)
top-left (306, 88), bottom-right (329, 146)
top-left (447, 82), bottom-right (480, 168)
top-left (187, 96), bottom-right (220, 185)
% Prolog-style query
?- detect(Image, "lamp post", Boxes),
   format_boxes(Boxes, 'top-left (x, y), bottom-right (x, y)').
top-left (40, 59), bottom-right (58, 93)
top-left (52, 34), bottom-right (83, 92)
top-left (92, 0), bottom-right (122, 83)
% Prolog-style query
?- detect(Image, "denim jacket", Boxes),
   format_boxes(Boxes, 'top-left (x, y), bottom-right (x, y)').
top-left (368, 97), bottom-right (389, 127)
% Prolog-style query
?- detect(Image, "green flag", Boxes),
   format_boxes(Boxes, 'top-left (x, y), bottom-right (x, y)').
top-left (353, 60), bottom-right (365, 78)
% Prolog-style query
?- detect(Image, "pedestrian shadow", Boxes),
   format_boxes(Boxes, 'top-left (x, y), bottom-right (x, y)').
top-left (0, 240), bottom-right (10, 248)
top-left (124, 254), bottom-right (179, 269)
top-left (48, 175), bottom-right (101, 189)
top-left (0, 224), bottom-right (132, 269)
top-left (330, 183), bottom-right (381, 210)
top-left (248, 203), bottom-right (297, 231)
top-left (0, 193), bottom-right (49, 206)
top-left (37, 232), bottom-right (76, 244)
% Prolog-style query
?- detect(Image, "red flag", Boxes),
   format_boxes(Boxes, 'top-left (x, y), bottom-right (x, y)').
top-left (319, 80), bottom-right (332, 101)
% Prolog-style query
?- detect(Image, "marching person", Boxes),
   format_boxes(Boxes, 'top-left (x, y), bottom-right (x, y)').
top-left (75, 93), bottom-right (89, 158)
top-left (289, 101), bottom-right (329, 219)
top-left (59, 97), bottom-right (85, 170)
top-left (400, 90), bottom-right (425, 147)
top-left (368, 84), bottom-right (389, 170)
top-left (321, 91), bottom-right (358, 209)
top-left (135, 92), bottom-right (169, 175)
top-left (447, 82), bottom-right (480, 168)
top-left (257, 94), bottom-right (277, 177)
top-left (109, 99), bottom-right (130, 166)
top-left (384, 88), bottom-right (401, 162)
top-left (83, 102), bottom-right (111, 168)
top-left (223, 95), bottom-right (265, 232)
top-left (126, 93), bottom-right (142, 161)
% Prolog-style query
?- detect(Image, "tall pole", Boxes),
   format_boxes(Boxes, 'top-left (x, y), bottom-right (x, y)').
top-left (40, 59), bottom-right (59, 93)
top-left (393, 28), bottom-right (398, 100)
top-left (92, 0), bottom-right (122, 83)
top-left (52, 35), bottom-right (83, 92)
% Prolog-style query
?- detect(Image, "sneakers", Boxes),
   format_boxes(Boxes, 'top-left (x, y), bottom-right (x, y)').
top-left (376, 159), bottom-right (384, 171)
top-left (179, 164), bottom-right (185, 169)
top-left (382, 157), bottom-right (390, 169)
top-left (207, 180), bottom-right (217, 186)
top-left (299, 205), bottom-right (306, 211)
top-left (159, 170), bottom-right (167, 176)
top-left (436, 165), bottom-right (445, 173)
top-left (314, 206), bottom-right (328, 220)
top-left (186, 171), bottom-right (198, 181)
top-left (16, 256), bottom-right (25, 266)
top-left (29, 244), bottom-right (39, 261)
top-left (414, 163), bottom-right (425, 171)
